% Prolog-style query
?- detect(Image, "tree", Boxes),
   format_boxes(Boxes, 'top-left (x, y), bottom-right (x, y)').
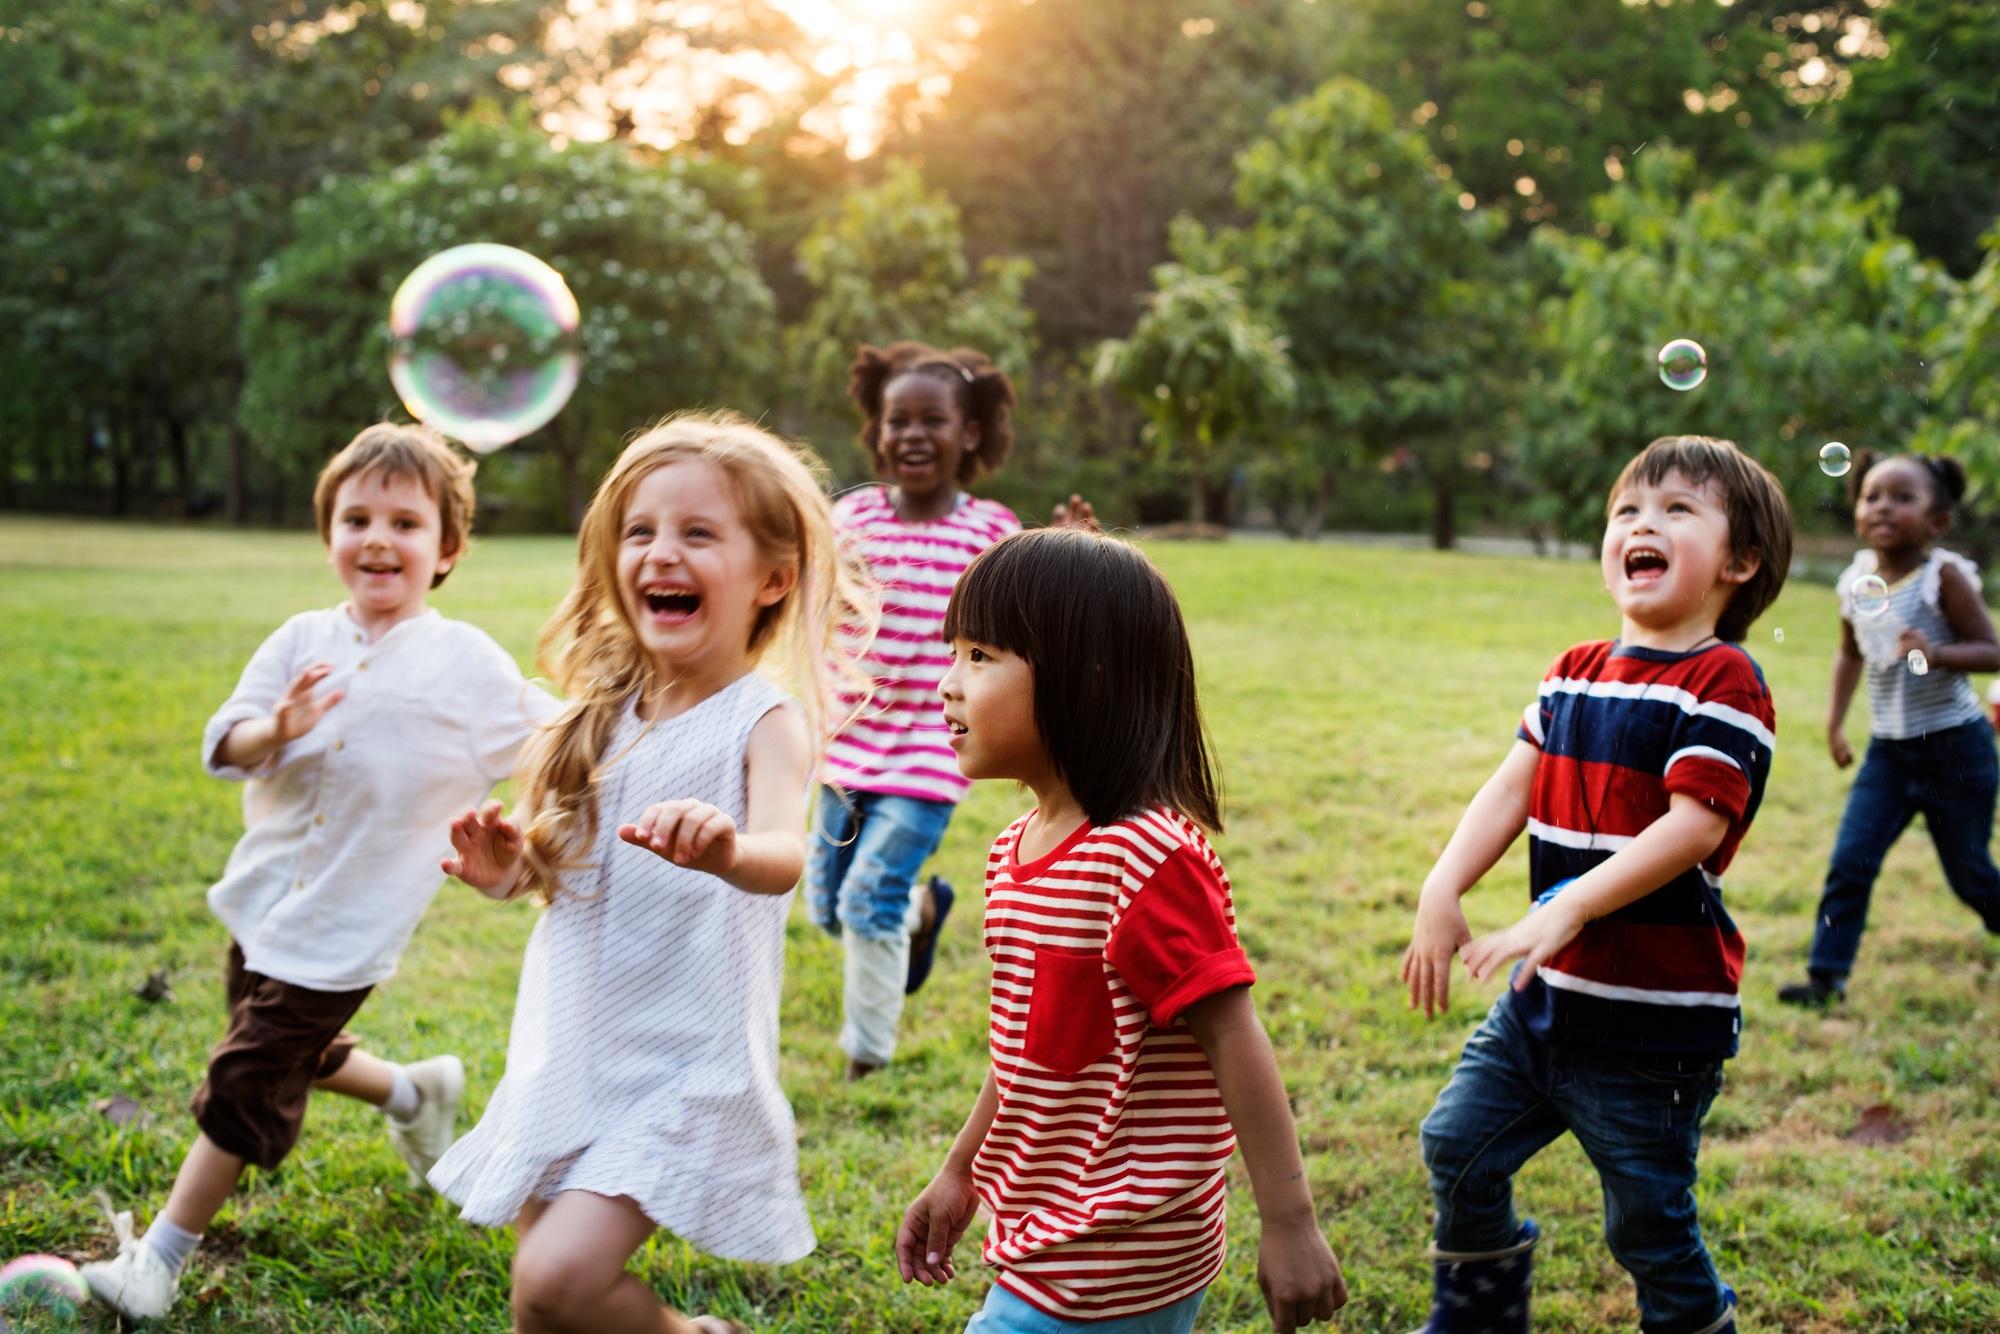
top-left (1333, 0), bottom-right (1815, 236)
top-left (785, 161), bottom-right (1034, 458)
top-left (908, 0), bottom-right (1346, 353)
top-left (1092, 254), bottom-right (1295, 523)
top-left (240, 105), bottom-right (776, 528)
top-left (0, 0), bottom-right (543, 519)
top-left (1522, 148), bottom-right (1955, 544)
top-left (1832, 0), bottom-right (2000, 278)
top-left (1916, 227), bottom-right (2000, 562)
top-left (1203, 77), bottom-right (1503, 542)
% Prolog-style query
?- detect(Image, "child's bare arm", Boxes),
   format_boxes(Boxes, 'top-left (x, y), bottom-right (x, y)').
top-left (1827, 620), bottom-right (1864, 767)
top-left (1462, 792), bottom-right (1731, 986)
top-left (1184, 987), bottom-right (1346, 1333)
top-left (1401, 739), bottom-right (1539, 1017)
top-left (619, 706), bottom-right (810, 894)
top-left (895, 1067), bottom-right (999, 1287)
top-left (212, 663), bottom-right (345, 771)
top-left (1902, 560), bottom-right (2000, 674)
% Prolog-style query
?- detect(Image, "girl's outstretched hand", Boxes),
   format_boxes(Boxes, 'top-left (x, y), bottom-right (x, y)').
top-left (620, 799), bottom-right (738, 876)
top-left (894, 1166), bottom-right (980, 1287)
top-left (443, 800), bottom-right (524, 894)
top-left (274, 662), bottom-right (345, 742)
top-left (1400, 894), bottom-right (1473, 1018)
top-left (1050, 494), bottom-right (1099, 533)
top-left (1463, 900), bottom-right (1584, 990)
top-left (1257, 1215), bottom-right (1347, 1333)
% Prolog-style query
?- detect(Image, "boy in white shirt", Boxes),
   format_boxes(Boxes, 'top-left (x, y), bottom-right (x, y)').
top-left (83, 424), bottom-right (559, 1321)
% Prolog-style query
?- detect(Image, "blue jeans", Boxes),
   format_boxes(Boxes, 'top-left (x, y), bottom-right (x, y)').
top-left (964, 1283), bottom-right (1205, 1334)
top-left (1420, 991), bottom-right (1729, 1334)
top-left (1809, 717), bottom-right (2000, 976)
top-left (807, 786), bottom-right (956, 941)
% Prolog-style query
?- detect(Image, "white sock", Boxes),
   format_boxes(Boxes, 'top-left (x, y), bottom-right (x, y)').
top-left (142, 1216), bottom-right (200, 1272)
top-left (382, 1066), bottom-right (421, 1122)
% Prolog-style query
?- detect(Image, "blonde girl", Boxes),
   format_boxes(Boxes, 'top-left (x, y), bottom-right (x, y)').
top-left (429, 413), bottom-right (872, 1334)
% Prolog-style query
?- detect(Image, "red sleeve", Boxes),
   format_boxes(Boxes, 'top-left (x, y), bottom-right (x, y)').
top-left (1105, 845), bottom-right (1257, 1026)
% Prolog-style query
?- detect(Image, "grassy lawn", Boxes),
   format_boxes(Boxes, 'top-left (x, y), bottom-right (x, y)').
top-left (2, 515), bottom-right (1997, 1333)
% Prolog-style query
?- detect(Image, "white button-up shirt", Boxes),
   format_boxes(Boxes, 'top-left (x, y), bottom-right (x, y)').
top-left (202, 606), bottom-right (561, 991)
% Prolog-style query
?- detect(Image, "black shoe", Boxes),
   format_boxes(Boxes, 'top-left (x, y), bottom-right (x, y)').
top-left (1777, 971), bottom-right (1846, 1007)
top-left (905, 877), bottom-right (954, 995)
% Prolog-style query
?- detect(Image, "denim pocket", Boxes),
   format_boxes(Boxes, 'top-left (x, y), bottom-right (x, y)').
top-left (1023, 947), bottom-right (1116, 1074)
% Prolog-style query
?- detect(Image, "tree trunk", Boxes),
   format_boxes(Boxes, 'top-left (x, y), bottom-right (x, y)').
top-left (1430, 467), bottom-right (1457, 550)
top-left (1302, 462), bottom-right (1333, 540)
top-left (226, 422), bottom-right (248, 525)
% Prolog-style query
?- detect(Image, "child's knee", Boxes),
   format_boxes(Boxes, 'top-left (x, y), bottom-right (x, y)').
top-left (837, 860), bottom-right (918, 941)
top-left (510, 1240), bottom-right (606, 1329)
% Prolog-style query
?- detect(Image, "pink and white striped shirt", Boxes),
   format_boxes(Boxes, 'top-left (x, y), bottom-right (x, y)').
top-left (823, 485), bottom-right (1019, 804)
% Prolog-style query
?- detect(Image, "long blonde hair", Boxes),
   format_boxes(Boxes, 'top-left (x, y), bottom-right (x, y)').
top-left (515, 411), bottom-right (876, 902)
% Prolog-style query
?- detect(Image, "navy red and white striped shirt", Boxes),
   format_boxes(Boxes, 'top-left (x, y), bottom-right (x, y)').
top-left (974, 808), bottom-right (1257, 1320)
top-left (822, 486), bottom-right (1018, 804)
top-left (1513, 640), bottom-right (1775, 1059)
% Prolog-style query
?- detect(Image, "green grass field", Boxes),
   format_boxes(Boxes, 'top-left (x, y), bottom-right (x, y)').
top-left (3, 516), bottom-right (1997, 1333)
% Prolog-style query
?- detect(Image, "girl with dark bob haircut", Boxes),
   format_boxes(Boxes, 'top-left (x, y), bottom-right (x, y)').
top-left (942, 527), bottom-right (1221, 830)
top-left (904, 526), bottom-right (1346, 1329)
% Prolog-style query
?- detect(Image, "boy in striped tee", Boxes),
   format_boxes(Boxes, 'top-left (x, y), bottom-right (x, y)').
top-left (898, 529), bottom-right (1345, 1334)
top-left (1399, 436), bottom-right (1792, 1334)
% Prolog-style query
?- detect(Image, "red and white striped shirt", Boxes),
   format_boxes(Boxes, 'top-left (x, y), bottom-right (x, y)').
top-left (822, 486), bottom-right (1019, 804)
top-left (974, 808), bottom-right (1257, 1320)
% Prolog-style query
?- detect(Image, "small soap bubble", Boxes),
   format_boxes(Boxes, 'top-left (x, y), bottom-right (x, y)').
top-left (1774, 627), bottom-right (1784, 643)
top-left (388, 243), bottom-right (581, 453)
top-left (1657, 338), bottom-right (1707, 391)
top-left (1908, 649), bottom-right (1929, 676)
top-left (1850, 573), bottom-right (1890, 619)
top-left (1819, 442), bottom-right (1851, 477)
top-left (0, 1254), bottom-right (89, 1320)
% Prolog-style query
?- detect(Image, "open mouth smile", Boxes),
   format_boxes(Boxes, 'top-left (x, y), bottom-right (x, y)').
top-left (1623, 545), bottom-right (1669, 583)
top-left (641, 587), bottom-right (701, 622)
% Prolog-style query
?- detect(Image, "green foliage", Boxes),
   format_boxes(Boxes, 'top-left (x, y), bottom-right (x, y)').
top-left (240, 106), bottom-right (776, 527)
top-left (1916, 230), bottom-right (2000, 512)
top-left (1092, 253), bottom-right (1293, 515)
top-left (787, 161), bottom-right (1033, 441)
top-left (1832, 0), bottom-right (2000, 278)
top-left (1335, 0), bottom-right (1806, 234)
top-left (1523, 149), bottom-right (1956, 542)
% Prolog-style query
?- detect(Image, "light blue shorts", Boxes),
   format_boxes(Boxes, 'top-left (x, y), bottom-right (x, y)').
top-left (964, 1282), bottom-right (1207, 1334)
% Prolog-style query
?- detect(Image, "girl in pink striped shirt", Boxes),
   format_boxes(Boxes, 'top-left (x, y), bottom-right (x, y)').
top-left (815, 341), bottom-right (1092, 1078)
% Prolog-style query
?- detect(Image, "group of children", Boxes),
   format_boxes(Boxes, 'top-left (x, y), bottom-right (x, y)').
top-left (75, 334), bottom-right (2000, 1334)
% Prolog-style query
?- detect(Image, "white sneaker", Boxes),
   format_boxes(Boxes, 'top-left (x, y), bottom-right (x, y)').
top-left (79, 1200), bottom-right (181, 1321)
top-left (384, 1054), bottom-right (464, 1184)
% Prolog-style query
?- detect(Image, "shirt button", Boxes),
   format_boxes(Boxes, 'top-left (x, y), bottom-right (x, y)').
top-left (334, 740), bottom-right (344, 751)
top-left (358, 663), bottom-right (368, 673)
top-left (314, 815), bottom-right (325, 826)
top-left (295, 878), bottom-right (305, 890)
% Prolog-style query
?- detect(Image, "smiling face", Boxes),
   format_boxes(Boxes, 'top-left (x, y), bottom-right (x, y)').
top-left (938, 638), bottom-right (1046, 785)
top-left (1854, 457), bottom-right (1948, 556)
top-left (328, 469), bottom-right (455, 630)
top-left (614, 459), bottom-right (797, 679)
top-left (878, 371), bottom-right (980, 503)
top-left (1601, 469), bottom-right (1759, 648)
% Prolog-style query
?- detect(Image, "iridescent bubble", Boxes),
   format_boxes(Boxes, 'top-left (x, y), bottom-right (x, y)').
top-left (1774, 627), bottom-right (1784, 644)
top-left (1850, 573), bottom-right (1891, 619)
top-left (388, 244), bottom-right (581, 453)
top-left (0, 1254), bottom-right (88, 1320)
top-left (1819, 442), bottom-right (1851, 477)
top-left (1657, 338), bottom-right (1707, 391)
top-left (1908, 649), bottom-right (1930, 676)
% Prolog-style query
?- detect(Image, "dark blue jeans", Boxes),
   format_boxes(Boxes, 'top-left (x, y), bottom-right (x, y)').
top-left (1420, 991), bottom-right (1730, 1334)
top-left (1809, 718), bottom-right (2000, 977)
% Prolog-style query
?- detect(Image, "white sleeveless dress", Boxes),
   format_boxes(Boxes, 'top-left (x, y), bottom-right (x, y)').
top-left (429, 672), bottom-right (816, 1264)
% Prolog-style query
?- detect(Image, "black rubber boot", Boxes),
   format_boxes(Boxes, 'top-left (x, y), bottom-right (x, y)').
top-left (1407, 1218), bottom-right (1537, 1334)
top-left (1777, 970), bottom-right (1845, 1008)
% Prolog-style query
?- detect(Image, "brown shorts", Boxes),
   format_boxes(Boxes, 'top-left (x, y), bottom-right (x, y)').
top-left (189, 942), bottom-right (372, 1170)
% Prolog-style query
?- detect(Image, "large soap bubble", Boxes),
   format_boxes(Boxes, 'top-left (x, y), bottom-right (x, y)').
top-left (1819, 442), bottom-right (1851, 477)
top-left (0, 1254), bottom-right (89, 1320)
top-left (1850, 573), bottom-right (1890, 619)
top-left (1656, 338), bottom-right (1707, 391)
top-left (388, 244), bottom-right (581, 453)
